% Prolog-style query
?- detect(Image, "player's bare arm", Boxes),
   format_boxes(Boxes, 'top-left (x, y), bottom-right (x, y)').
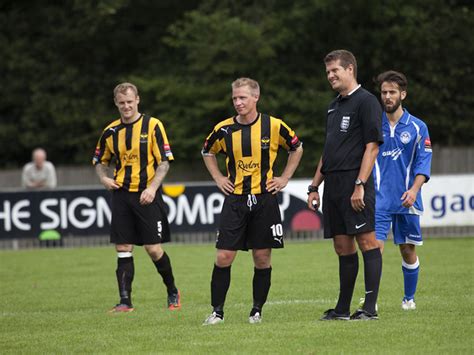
top-left (307, 157), bottom-right (324, 211)
top-left (267, 145), bottom-right (303, 194)
top-left (401, 174), bottom-right (427, 208)
top-left (202, 153), bottom-right (234, 195)
top-left (95, 164), bottom-right (120, 190)
top-left (351, 142), bottom-right (379, 212)
top-left (139, 161), bottom-right (170, 205)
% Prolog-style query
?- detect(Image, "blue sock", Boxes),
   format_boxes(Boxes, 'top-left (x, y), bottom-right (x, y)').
top-left (402, 257), bottom-right (419, 300)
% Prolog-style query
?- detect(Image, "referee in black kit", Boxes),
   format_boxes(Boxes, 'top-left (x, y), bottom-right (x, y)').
top-left (93, 82), bottom-right (180, 313)
top-left (201, 77), bottom-right (303, 325)
top-left (307, 50), bottom-right (383, 320)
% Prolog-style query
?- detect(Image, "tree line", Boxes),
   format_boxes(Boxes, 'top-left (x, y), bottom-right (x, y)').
top-left (1, 0), bottom-right (472, 176)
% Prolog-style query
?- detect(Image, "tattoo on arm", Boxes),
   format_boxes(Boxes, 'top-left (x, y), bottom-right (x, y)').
top-left (149, 161), bottom-right (170, 190)
top-left (95, 164), bottom-right (109, 180)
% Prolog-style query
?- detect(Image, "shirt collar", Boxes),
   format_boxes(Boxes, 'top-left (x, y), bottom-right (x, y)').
top-left (347, 84), bottom-right (361, 96)
top-left (383, 109), bottom-right (410, 126)
top-left (337, 84), bottom-right (361, 100)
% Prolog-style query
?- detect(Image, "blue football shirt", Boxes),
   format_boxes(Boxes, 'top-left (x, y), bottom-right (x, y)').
top-left (373, 109), bottom-right (432, 214)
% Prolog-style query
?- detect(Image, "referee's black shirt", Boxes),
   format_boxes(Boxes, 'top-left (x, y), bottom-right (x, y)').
top-left (321, 86), bottom-right (383, 174)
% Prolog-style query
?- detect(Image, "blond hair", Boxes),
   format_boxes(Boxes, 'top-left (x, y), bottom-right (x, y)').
top-left (113, 82), bottom-right (139, 99)
top-left (231, 77), bottom-right (260, 96)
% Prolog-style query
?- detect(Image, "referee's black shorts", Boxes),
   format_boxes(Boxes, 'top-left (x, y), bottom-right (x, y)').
top-left (217, 193), bottom-right (284, 251)
top-left (322, 169), bottom-right (375, 239)
top-left (110, 188), bottom-right (170, 245)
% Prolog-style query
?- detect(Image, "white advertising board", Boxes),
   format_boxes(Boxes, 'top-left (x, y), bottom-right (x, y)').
top-left (285, 174), bottom-right (474, 227)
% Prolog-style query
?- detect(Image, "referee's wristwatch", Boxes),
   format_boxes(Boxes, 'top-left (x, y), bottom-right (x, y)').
top-left (355, 178), bottom-right (366, 187)
top-left (307, 185), bottom-right (319, 195)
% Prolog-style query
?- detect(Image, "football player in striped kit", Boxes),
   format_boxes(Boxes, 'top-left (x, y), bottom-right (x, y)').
top-left (201, 77), bottom-right (303, 325)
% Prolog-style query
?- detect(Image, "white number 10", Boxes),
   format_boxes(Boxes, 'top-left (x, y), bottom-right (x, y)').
top-left (270, 224), bottom-right (283, 237)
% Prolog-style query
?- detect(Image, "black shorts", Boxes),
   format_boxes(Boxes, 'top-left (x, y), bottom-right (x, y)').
top-left (217, 193), bottom-right (284, 251)
top-left (110, 189), bottom-right (170, 245)
top-left (322, 169), bottom-right (375, 239)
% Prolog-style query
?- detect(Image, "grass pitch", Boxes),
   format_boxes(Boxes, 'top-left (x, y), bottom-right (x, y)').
top-left (0, 237), bottom-right (472, 354)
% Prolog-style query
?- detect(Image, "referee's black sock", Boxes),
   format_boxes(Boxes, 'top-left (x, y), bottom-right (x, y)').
top-left (251, 267), bottom-right (272, 316)
top-left (153, 252), bottom-right (178, 295)
top-left (362, 248), bottom-right (382, 314)
top-left (116, 256), bottom-right (134, 306)
top-left (335, 252), bottom-right (359, 315)
top-left (211, 264), bottom-right (231, 317)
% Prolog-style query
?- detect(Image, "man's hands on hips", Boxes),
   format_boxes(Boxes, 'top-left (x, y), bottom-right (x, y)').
top-left (101, 177), bottom-right (120, 191)
top-left (266, 176), bottom-right (289, 194)
top-left (216, 176), bottom-right (235, 195)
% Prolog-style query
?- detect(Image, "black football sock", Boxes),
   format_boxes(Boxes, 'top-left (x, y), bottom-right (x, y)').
top-left (116, 256), bottom-right (134, 306)
top-left (335, 252), bottom-right (359, 315)
top-left (153, 252), bottom-right (178, 295)
top-left (211, 264), bottom-right (231, 317)
top-left (362, 248), bottom-right (382, 314)
top-left (251, 267), bottom-right (272, 316)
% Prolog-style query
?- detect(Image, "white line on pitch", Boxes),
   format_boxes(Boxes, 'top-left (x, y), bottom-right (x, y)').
top-left (265, 299), bottom-right (334, 306)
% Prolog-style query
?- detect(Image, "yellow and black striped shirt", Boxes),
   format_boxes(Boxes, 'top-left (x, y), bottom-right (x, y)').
top-left (93, 114), bottom-right (174, 192)
top-left (202, 113), bottom-right (301, 195)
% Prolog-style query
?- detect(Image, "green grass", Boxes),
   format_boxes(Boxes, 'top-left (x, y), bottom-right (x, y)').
top-left (1, 238), bottom-right (473, 354)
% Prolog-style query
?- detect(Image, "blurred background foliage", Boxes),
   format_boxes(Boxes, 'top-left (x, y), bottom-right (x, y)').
top-left (0, 0), bottom-right (472, 177)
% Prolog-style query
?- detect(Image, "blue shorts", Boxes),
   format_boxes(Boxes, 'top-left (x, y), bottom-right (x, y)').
top-left (375, 212), bottom-right (423, 245)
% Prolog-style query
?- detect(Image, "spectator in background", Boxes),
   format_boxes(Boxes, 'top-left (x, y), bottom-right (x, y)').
top-left (22, 148), bottom-right (57, 189)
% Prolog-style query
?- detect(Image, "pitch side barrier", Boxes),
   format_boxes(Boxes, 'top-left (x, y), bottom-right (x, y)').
top-left (0, 175), bottom-right (472, 241)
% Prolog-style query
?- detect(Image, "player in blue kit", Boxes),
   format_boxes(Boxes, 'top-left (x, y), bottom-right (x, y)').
top-left (373, 71), bottom-right (432, 310)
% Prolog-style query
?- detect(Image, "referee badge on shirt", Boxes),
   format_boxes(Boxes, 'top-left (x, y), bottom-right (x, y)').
top-left (340, 116), bottom-right (350, 132)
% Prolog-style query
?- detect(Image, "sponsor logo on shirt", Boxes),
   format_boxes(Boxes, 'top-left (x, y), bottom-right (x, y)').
top-left (340, 116), bottom-right (350, 132)
top-left (424, 138), bottom-right (432, 152)
top-left (382, 148), bottom-right (404, 160)
top-left (163, 144), bottom-right (173, 157)
top-left (122, 153), bottom-right (138, 165)
top-left (237, 159), bottom-right (260, 174)
top-left (400, 131), bottom-right (412, 144)
top-left (93, 148), bottom-right (101, 163)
